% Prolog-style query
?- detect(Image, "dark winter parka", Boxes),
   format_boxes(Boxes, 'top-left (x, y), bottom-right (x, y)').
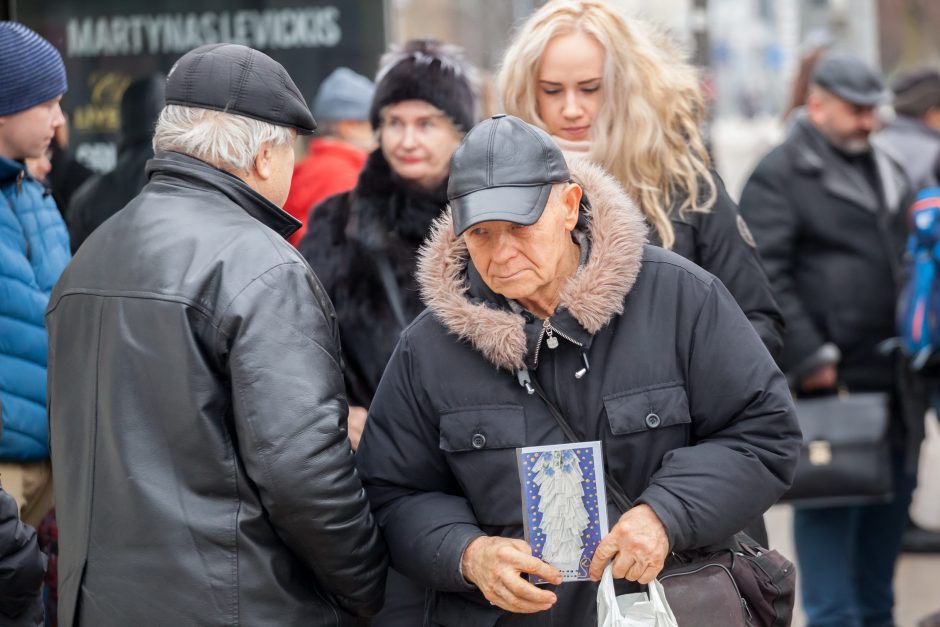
top-left (0, 424), bottom-right (46, 627)
top-left (651, 173), bottom-right (784, 357)
top-left (356, 158), bottom-right (801, 627)
top-left (298, 149), bottom-right (447, 407)
top-left (45, 152), bottom-right (387, 627)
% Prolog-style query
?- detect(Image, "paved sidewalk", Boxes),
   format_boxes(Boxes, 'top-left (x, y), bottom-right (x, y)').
top-left (767, 505), bottom-right (940, 627)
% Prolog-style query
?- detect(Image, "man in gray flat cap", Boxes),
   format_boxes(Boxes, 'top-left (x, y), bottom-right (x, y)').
top-left (739, 53), bottom-right (926, 627)
top-left (877, 68), bottom-right (940, 188)
top-left (46, 44), bottom-right (387, 626)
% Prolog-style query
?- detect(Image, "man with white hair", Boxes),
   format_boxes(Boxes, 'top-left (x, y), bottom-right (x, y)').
top-left (45, 44), bottom-right (387, 626)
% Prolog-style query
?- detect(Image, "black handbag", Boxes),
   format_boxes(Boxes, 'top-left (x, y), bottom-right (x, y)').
top-left (781, 391), bottom-right (892, 508)
top-left (526, 377), bottom-right (796, 627)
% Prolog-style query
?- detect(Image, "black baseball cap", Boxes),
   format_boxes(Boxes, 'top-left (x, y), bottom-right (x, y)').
top-left (165, 43), bottom-right (316, 135)
top-left (811, 53), bottom-right (886, 107)
top-left (448, 114), bottom-right (570, 236)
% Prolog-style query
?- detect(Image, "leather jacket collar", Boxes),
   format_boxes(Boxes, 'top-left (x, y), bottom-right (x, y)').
top-left (145, 151), bottom-right (301, 239)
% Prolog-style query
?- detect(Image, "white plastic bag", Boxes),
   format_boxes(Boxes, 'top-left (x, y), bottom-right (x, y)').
top-left (597, 564), bottom-right (679, 627)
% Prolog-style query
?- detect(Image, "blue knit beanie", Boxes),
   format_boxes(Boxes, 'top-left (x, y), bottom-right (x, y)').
top-left (0, 22), bottom-right (67, 116)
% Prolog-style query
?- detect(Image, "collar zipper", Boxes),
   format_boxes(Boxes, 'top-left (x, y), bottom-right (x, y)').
top-left (545, 317), bottom-right (582, 347)
top-left (532, 317), bottom-right (583, 368)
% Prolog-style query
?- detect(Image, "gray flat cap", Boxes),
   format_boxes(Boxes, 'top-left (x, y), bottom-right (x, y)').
top-left (448, 114), bottom-right (570, 236)
top-left (812, 53), bottom-right (886, 106)
top-left (312, 67), bottom-right (375, 122)
top-left (166, 43), bottom-right (316, 135)
top-left (892, 68), bottom-right (940, 117)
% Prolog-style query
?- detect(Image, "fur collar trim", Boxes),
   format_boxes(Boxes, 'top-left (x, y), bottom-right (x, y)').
top-left (346, 149), bottom-right (448, 253)
top-left (416, 156), bottom-right (648, 371)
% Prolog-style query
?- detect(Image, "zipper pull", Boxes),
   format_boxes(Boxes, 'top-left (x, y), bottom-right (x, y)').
top-left (543, 318), bottom-right (559, 349)
top-left (517, 369), bottom-right (535, 395)
top-left (574, 351), bottom-right (591, 379)
top-left (16, 170), bottom-right (24, 194)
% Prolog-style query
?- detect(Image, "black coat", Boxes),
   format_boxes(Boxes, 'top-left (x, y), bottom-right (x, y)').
top-left (0, 482), bottom-right (45, 626)
top-left (65, 142), bottom-right (154, 253)
top-left (66, 74), bottom-right (165, 253)
top-left (739, 115), bottom-right (910, 391)
top-left (651, 173), bottom-right (784, 357)
top-left (298, 149), bottom-right (448, 408)
top-left (46, 152), bottom-right (387, 626)
top-left (356, 158), bottom-right (801, 627)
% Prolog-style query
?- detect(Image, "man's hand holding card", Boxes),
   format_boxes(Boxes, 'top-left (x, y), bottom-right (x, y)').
top-left (461, 536), bottom-right (562, 613)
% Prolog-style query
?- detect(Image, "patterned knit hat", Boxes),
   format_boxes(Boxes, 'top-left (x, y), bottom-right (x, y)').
top-left (0, 22), bottom-right (67, 117)
top-left (370, 39), bottom-right (479, 132)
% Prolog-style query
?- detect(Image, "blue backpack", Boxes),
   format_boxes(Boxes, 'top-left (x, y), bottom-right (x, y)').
top-left (898, 187), bottom-right (940, 368)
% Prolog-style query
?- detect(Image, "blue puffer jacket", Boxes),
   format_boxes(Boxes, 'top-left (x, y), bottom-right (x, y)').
top-left (0, 156), bottom-right (70, 460)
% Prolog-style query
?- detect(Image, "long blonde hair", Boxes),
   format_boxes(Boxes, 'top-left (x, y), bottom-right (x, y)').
top-left (497, 0), bottom-right (716, 248)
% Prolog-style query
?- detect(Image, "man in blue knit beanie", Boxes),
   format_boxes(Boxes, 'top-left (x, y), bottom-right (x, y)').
top-left (0, 21), bottom-right (71, 540)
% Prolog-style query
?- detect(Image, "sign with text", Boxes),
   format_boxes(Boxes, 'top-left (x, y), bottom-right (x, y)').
top-left (18, 0), bottom-right (385, 173)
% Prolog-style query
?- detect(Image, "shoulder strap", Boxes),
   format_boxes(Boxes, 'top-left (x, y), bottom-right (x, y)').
top-left (527, 371), bottom-right (754, 554)
top-left (373, 252), bottom-right (409, 330)
top-left (527, 374), bottom-right (634, 514)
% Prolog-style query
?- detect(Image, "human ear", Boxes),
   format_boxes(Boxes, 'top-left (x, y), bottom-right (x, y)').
top-left (253, 143), bottom-right (273, 181)
top-left (924, 107), bottom-right (940, 133)
top-left (805, 89), bottom-right (828, 125)
top-left (562, 183), bottom-right (582, 230)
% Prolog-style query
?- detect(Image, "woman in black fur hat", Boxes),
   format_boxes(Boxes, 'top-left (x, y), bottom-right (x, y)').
top-left (297, 40), bottom-right (479, 625)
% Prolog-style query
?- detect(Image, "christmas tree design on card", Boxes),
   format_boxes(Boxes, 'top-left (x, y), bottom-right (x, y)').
top-left (518, 441), bottom-right (609, 582)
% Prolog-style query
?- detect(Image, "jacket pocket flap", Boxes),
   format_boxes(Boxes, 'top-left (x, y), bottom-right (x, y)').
top-left (604, 382), bottom-right (691, 435)
top-left (439, 405), bottom-right (525, 452)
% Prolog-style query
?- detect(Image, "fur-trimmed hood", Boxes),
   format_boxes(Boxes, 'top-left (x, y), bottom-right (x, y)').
top-left (416, 156), bottom-right (648, 372)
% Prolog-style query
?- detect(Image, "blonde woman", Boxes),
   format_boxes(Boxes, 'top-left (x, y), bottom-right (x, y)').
top-left (498, 0), bottom-right (783, 357)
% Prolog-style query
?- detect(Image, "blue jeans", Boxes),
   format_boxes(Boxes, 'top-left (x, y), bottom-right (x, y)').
top-left (794, 453), bottom-right (917, 627)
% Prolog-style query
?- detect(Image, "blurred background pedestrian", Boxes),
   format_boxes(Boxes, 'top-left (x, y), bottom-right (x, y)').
top-left (739, 53), bottom-right (926, 627)
top-left (877, 68), bottom-right (940, 188)
top-left (65, 73), bottom-right (164, 252)
top-left (283, 67), bottom-right (375, 247)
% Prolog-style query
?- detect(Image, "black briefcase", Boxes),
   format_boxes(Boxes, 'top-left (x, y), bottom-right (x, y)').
top-left (781, 391), bottom-right (893, 508)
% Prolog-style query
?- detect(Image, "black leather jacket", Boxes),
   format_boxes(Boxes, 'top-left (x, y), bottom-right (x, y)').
top-left (46, 152), bottom-right (387, 626)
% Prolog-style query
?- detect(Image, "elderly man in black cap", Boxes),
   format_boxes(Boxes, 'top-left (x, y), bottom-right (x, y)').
top-left (740, 54), bottom-right (926, 627)
top-left (355, 114), bottom-right (800, 625)
top-left (45, 44), bottom-right (387, 626)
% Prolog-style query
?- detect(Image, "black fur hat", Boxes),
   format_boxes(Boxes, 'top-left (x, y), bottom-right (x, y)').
top-left (370, 39), bottom-right (479, 132)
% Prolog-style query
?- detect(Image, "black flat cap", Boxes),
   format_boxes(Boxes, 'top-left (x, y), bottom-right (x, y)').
top-left (812, 53), bottom-right (886, 106)
top-left (166, 43), bottom-right (316, 134)
top-left (448, 114), bottom-right (570, 235)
